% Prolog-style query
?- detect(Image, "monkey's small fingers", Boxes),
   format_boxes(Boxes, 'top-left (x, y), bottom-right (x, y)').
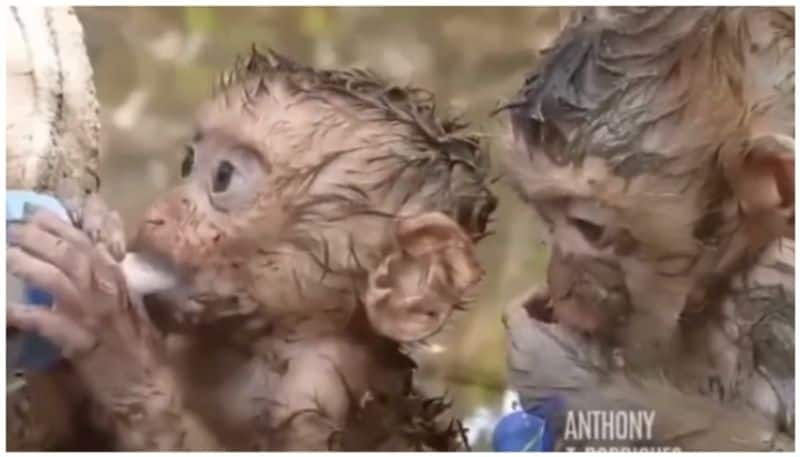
top-left (55, 179), bottom-right (87, 225)
top-left (82, 195), bottom-right (127, 261)
top-left (91, 235), bottom-right (126, 272)
top-left (103, 211), bottom-right (127, 262)
top-left (7, 247), bottom-right (84, 315)
top-left (8, 223), bottom-right (93, 292)
top-left (8, 304), bottom-right (97, 358)
top-left (81, 194), bottom-right (110, 238)
top-left (25, 208), bottom-right (93, 251)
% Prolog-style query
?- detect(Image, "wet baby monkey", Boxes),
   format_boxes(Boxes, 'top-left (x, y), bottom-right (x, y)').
top-left (7, 49), bottom-right (496, 450)
top-left (503, 7), bottom-right (793, 450)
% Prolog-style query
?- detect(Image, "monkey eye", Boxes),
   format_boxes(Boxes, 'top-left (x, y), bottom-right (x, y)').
top-left (181, 145), bottom-right (195, 177)
top-left (569, 216), bottom-right (605, 243)
top-left (213, 160), bottom-right (235, 193)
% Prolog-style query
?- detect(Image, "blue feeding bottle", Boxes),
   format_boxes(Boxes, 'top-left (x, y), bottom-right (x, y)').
top-left (7, 190), bottom-right (69, 372)
top-left (492, 394), bottom-right (563, 452)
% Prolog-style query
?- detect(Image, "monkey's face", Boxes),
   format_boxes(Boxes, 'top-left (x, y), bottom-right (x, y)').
top-left (506, 6), bottom-right (794, 363)
top-left (130, 84), bottom-right (365, 332)
top-left (129, 80), bottom-right (485, 341)
top-left (131, 122), bottom-right (294, 330)
top-left (507, 115), bottom-right (737, 340)
top-left (509, 112), bottom-right (793, 344)
top-left (523, 194), bottom-right (710, 339)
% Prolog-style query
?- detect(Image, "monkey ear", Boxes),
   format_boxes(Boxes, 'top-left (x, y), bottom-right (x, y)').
top-left (730, 134), bottom-right (794, 238)
top-left (364, 212), bottom-right (483, 343)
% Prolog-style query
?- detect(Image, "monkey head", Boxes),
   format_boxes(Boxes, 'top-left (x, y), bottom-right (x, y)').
top-left (504, 7), bottom-right (793, 348)
top-left (131, 49), bottom-right (497, 344)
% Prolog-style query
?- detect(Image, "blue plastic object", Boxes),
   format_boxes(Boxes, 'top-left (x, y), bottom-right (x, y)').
top-left (7, 190), bottom-right (70, 371)
top-left (492, 395), bottom-right (563, 452)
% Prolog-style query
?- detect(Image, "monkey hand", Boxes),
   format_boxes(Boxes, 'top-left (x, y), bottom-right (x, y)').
top-left (56, 182), bottom-right (127, 262)
top-left (7, 207), bottom-right (170, 414)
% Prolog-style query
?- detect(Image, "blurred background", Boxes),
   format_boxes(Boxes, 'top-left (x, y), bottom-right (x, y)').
top-left (76, 7), bottom-right (563, 449)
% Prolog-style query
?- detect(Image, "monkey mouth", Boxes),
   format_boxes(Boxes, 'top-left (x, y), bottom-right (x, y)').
top-left (522, 287), bottom-right (555, 323)
top-left (121, 251), bottom-right (181, 297)
top-left (120, 251), bottom-right (253, 333)
top-left (141, 292), bottom-right (186, 332)
top-left (142, 291), bottom-right (216, 333)
top-left (121, 251), bottom-right (198, 331)
top-left (141, 288), bottom-right (247, 331)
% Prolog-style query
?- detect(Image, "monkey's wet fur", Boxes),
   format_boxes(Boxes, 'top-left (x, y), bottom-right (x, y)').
top-left (7, 6), bottom-right (795, 452)
top-left (504, 7), bottom-right (794, 451)
top-left (7, 47), bottom-right (495, 450)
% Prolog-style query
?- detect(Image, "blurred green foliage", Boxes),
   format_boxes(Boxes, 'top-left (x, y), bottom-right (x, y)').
top-left (185, 7), bottom-right (218, 33)
top-left (300, 7), bottom-right (333, 38)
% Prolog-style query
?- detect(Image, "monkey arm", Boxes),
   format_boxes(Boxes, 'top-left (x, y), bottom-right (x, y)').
top-left (7, 367), bottom-right (87, 450)
top-left (260, 336), bottom-right (465, 451)
top-left (99, 366), bottom-right (222, 451)
top-left (6, 209), bottom-right (222, 451)
top-left (265, 344), bottom-right (352, 451)
top-left (504, 296), bottom-right (790, 451)
top-left (6, 352), bottom-right (221, 452)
